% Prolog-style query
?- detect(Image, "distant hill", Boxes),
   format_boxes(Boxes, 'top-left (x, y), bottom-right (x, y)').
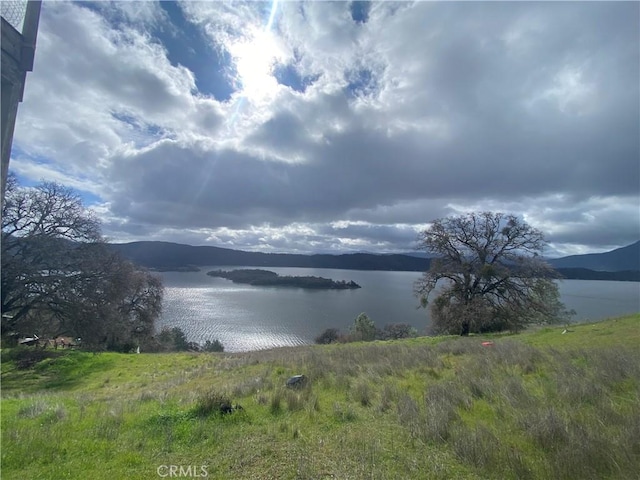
top-left (556, 268), bottom-right (640, 282)
top-left (108, 241), bottom-right (431, 272)
top-left (109, 240), bottom-right (640, 281)
top-left (549, 241), bottom-right (640, 272)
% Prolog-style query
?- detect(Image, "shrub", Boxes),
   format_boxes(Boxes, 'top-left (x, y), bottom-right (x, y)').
top-left (156, 326), bottom-right (190, 351)
top-left (493, 340), bottom-right (544, 374)
top-left (284, 390), bottom-right (304, 412)
top-left (315, 328), bottom-right (339, 344)
top-left (422, 382), bottom-right (470, 443)
top-left (396, 394), bottom-right (421, 439)
top-left (191, 390), bottom-right (235, 417)
top-left (379, 323), bottom-right (418, 340)
top-left (378, 383), bottom-right (399, 413)
top-left (333, 402), bottom-right (357, 422)
top-left (2, 347), bottom-right (63, 370)
top-left (547, 421), bottom-right (619, 480)
top-left (18, 400), bottom-right (51, 418)
top-left (336, 332), bottom-right (359, 343)
top-left (2, 347), bottom-right (62, 369)
top-left (203, 339), bottom-right (225, 352)
top-left (270, 389), bottom-right (283, 415)
top-left (353, 380), bottom-right (374, 407)
top-left (451, 424), bottom-right (502, 471)
top-left (350, 313), bottom-right (377, 341)
top-left (498, 375), bottom-right (536, 408)
top-left (520, 407), bottom-right (569, 450)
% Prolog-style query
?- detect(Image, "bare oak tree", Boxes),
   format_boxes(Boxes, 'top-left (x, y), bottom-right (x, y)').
top-left (2, 175), bottom-right (163, 349)
top-left (414, 212), bottom-right (571, 335)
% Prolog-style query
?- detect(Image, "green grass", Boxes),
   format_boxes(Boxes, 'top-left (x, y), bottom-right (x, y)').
top-left (2, 313), bottom-right (639, 479)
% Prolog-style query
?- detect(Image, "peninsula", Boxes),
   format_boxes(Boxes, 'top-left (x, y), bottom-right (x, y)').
top-left (207, 269), bottom-right (361, 289)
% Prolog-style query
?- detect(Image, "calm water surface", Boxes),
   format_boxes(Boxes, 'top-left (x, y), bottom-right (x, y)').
top-left (157, 267), bottom-right (640, 352)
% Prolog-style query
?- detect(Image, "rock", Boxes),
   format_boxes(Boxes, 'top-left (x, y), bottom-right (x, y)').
top-left (286, 374), bottom-right (308, 389)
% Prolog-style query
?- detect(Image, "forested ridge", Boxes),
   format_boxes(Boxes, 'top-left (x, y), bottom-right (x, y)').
top-left (110, 241), bottom-right (640, 281)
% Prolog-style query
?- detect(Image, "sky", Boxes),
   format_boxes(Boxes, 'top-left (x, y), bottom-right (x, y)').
top-left (8, 0), bottom-right (640, 257)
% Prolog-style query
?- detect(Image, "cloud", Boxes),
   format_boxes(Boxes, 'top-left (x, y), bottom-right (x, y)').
top-left (9, 1), bottom-right (639, 256)
top-left (13, 2), bottom-right (224, 188)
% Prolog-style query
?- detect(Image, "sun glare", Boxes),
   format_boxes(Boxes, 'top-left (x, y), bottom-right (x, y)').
top-left (229, 27), bottom-right (285, 102)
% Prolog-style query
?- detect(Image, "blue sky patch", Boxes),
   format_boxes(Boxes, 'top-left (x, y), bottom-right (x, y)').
top-left (10, 147), bottom-right (52, 169)
top-left (274, 63), bottom-right (319, 93)
top-left (155, 2), bottom-right (236, 101)
top-left (111, 111), bottom-right (168, 147)
top-left (12, 172), bottom-right (40, 190)
top-left (74, 188), bottom-right (102, 206)
top-left (350, 1), bottom-right (371, 24)
top-left (73, 2), bottom-right (236, 101)
top-left (8, 153), bottom-right (102, 206)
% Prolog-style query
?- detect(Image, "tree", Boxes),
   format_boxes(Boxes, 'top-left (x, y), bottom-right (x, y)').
top-left (155, 327), bottom-right (203, 352)
top-left (315, 327), bottom-right (339, 344)
top-left (81, 256), bottom-right (163, 350)
top-left (1, 176), bottom-right (163, 349)
top-left (350, 312), bottom-right (377, 341)
top-left (414, 212), bottom-right (571, 335)
top-left (380, 323), bottom-right (418, 340)
top-left (203, 339), bottom-right (225, 352)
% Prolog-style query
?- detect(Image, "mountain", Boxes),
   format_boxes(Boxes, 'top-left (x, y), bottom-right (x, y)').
top-left (109, 240), bottom-right (640, 281)
top-left (556, 268), bottom-right (640, 282)
top-left (549, 241), bottom-right (640, 272)
top-left (108, 241), bottom-right (432, 272)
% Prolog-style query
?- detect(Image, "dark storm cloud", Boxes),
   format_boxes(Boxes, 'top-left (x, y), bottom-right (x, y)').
top-left (535, 196), bottom-right (640, 249)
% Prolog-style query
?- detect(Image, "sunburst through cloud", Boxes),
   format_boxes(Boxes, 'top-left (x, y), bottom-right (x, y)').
top-left (7, 1), bottom-right (639, 256)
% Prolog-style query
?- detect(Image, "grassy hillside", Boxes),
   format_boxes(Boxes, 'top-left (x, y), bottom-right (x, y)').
top-left (2, 314), bottom-right (639, 479)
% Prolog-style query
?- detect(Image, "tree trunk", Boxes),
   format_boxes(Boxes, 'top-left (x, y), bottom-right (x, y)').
top-left (460, 321), bottom-right (470, 336)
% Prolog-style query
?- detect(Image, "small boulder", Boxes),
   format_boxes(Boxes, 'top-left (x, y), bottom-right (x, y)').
top-left (286, 374), bottom-right (308, 389)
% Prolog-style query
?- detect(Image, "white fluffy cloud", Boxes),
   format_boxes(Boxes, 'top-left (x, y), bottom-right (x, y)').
top-left (10, 1), bottom-right (639, 256)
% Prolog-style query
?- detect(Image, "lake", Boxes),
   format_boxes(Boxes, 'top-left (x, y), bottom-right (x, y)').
top-left (157, 267), bottom-right (640, 352)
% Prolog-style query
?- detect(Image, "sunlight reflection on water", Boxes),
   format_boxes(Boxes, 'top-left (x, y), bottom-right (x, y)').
top-left (157, 268), bottom-right (640, 353)
top-left (158, 284), bottom-right (310, 351)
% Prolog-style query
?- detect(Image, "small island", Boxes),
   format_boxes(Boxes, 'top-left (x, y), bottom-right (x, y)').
top-left (207, 269), bottom-right (361, 290)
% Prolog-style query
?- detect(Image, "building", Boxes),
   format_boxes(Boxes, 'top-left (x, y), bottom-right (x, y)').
top-left (1, 0), bottom-right (41, 201)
